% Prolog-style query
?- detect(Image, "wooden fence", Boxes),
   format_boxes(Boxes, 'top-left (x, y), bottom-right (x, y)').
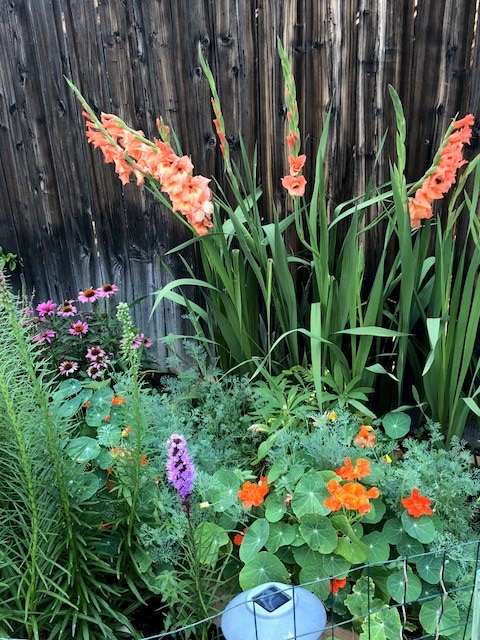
top-left (0, 0), bottom-right (479, 369)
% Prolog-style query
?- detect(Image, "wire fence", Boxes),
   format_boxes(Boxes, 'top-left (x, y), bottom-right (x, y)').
top-left (141, 540), bottom-right (480, 640)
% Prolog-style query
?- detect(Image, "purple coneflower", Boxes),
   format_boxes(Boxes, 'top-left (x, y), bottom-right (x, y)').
top-left (132, 333), bottom-right (153, 349)
top-left (59, 361), bottom-right (79, 376)
top-left (57, 300), bottom-right (78, 317)
top-left (36, 300), bottom-right (57, 317)
top-left (85, 345), bottom-right (106, 361)
top-left (166, 434), bottom-right (195, 513)
top-left (77, 287), bottom-right (99, 304)
top-left (32, 329), bottom-right (56, 344)
top-left (95, 283), bottom-right (119, 298)
top-left (69, 320), bottom-right (89, 336)
top-left (86, 363), bottom-right (101, 379)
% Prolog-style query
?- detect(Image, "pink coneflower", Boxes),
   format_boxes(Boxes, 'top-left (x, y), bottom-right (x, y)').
top-left (32, 329), bottom-right (56, 344)
top-left (59, 361), bottom-right (79, 376)
top-left (57, 300), bottom-right (78, 317)
top-left (68, 321), bottom-right (89, 336)
top-left (86, 363), bottom-right (101, 379)
top-left (132, 333), bottom-right (153, 349)
top-left (95, 283), bottom-right (119, 298)
top-left (77, 287), bottom-right (99, 304)
top-left (36, 300), bottom-right (57, 317)
top-left (85, 346), bottom-right (106, 361)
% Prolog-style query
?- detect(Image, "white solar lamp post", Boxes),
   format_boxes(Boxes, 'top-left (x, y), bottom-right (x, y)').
top-left (221, 582), bottom-right (327, 640)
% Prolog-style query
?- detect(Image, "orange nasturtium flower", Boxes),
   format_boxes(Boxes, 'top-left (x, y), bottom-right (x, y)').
top-left (112, 395), bottom-right (127, 406)
top-left (353, 425), bottom-right (376, 448)
top-left (238, 477), bottom-right (269, 508)
top-left (233, 527), bottom-right (248, 546)
top-left (140, 455), bottom-right (148, 467)
top-left (401, 488), bottom-right (432, 517)
top-left (324, 479), bottom-right (380, 514)
top-left (329, 578), bottom-right (347, 595)
top-left (335, 457), bottom-right (371, 481)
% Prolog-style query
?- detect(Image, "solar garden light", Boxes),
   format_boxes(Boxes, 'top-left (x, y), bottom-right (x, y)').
top-left (221, 582), bottom-right (327, 640)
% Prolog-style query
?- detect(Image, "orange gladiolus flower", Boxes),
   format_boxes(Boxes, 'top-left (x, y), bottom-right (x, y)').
top-left (335, 457), bottom-right (371, 481)
top-left (353, 425), bottom-right (376, 448)
top-left (401, 488), bottom-right (432, 517)
top-left (288, 154), bottom-right (306, 176)
top-left (286, 132), bottom-right (299, 150)
top-left (454, 114), bottom-right (474, 129)
top-left (238, 476), bottom-right (269, 508)
top-left (329, 578), bottom-right (347, 595)
top-left (83, 108), bottom-right (214, 235)
top-left (281, 174), bottom-right (307, 197)
top-left (408, 114), bottom-right (474, 227)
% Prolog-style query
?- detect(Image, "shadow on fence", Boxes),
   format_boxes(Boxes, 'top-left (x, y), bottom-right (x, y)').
top-left (141, 540), bottom-right (480, 640)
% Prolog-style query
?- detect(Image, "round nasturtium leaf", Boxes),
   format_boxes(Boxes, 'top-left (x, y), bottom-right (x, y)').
top-left (55, 378), bottom-right (83, 401)
top-left (387, 569), bottom-right (422, 603)
top-left (360, 498), bottom-right (386, 525)
top-left (362, 531), bottom-right (390, 564)
top-left (382, 411), bottom-right (411, 439)
top-left (55, 388), bottom-right (92, 419)
top-left (209, 469), bottom-right (240, 512)
top-left (265, 522), bottom-right (295, 553)
top-left (382, 517), bottom-right (404, 545)
top-left (240, 518), bottom-right (269, 564)
top-left (419, 596), bottom-right (460, 637)
top-left (194, 522), bottom-right (230, 566)
top-left (416, 554), bottom-right (445, 584)
top-left (290, 524), bottom-right (307, 547)
top-left (70, 473), bottom-right (101, 503)
top-left (66, 436), bottom-right (101, 464)
top-left (292, 471), bottom-right (330, 518)
top-left (292, 545), bottom-right (325, 569)
top-left (299, 514), bottom-right (337, 553)
top-left (239, 552), bottom-right (289, 590)
top-left (401, 511), bottom-right (437, 544)
top-left (264, 493), bottom-right (287, 523)
top-left (322, 554), bottom-right (351, 578)
top-left (299, 565), bottom-right (331, 600)
top-left (396, 533), bottom-right (424, 559)
top-left (85, 387), bottom-right (114, 426)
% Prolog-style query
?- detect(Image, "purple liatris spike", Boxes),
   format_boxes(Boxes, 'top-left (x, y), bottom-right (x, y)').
top-left (166, 434), bottom-right (195, 511)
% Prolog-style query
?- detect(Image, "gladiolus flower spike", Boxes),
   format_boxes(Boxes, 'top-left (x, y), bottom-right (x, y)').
top-left (66, 79), bottom-right (214, 237)
top-left (408, 114), bottom-right (474, 227)
top-left (277, 39), bottom-right (307, 197)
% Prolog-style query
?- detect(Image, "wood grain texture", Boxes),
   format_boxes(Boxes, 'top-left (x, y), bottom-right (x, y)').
top-left (0, 0), bottom-right (479, 369)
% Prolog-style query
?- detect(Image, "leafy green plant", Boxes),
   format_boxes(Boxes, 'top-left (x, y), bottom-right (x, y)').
top-left (0, 247), bottom-right (19, 272)
top-left (192, 408), bottom-right (479, 639)
top-left (0, 275), bottom-right (138, 640)
top-left (26, 286), bottom-right (153, 381)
